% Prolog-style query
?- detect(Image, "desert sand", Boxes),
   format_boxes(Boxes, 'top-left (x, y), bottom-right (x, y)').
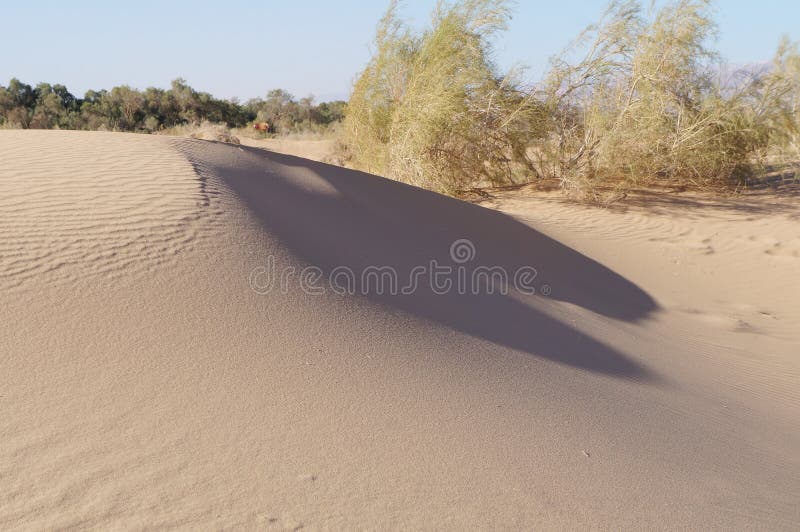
top-left (237, 136), bottom-right (335, 164)
top-left (1, 130), bottom-right (798, 530)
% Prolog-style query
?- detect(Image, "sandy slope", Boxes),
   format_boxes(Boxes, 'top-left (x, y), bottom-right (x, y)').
top-left (237, 137), bottom-right (335, 163)
top-left (1, 130), bottom-right (798, 530)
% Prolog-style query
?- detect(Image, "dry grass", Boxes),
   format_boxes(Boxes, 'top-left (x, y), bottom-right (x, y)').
top-left (158, 121), bottom-right (240, 144)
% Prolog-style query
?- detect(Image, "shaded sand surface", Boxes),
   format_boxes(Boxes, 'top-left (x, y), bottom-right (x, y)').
top-left (1, 130), bottom-right (798, 530)
top-left (237, 136), bottom-right (335, 163)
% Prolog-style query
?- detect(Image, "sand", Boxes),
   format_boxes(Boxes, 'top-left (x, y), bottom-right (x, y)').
top-left (237, 136), bottom-right (336, 164)
top-left (1, 130), bottom-right (798, 530)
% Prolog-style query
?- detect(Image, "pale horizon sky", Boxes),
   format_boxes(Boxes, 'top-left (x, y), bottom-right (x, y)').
top-left (1, 1), bottom-right (798, 103)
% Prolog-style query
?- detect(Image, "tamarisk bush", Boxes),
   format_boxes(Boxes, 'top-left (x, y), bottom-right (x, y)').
top-left (342, 0), bottom-right (538, 194)
top-left (535, 0), bottom-right (779, 195)
top-left (345, 0), bottom-right (800, 198)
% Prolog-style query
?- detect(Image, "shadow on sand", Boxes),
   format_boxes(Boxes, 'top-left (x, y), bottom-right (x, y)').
top-left (181, 141), bottom-right (660, 380)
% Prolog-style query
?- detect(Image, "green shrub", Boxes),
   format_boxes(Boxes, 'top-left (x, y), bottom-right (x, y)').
top-left (761, 37), bottom-right (800, 160)
top-left (534, 0), bottom-right (783, 196)
top-left (342, 0), bottom-right (539, 194)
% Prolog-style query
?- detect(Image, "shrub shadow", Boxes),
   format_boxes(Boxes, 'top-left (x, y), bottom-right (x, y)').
top-left (182, 142), bottom-right (660, 380)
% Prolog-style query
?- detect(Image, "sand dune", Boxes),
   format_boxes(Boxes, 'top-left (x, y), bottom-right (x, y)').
top-left (236, 137), bottom-right (336, 164)
top-left (1, 130), bottom-right (798, 530)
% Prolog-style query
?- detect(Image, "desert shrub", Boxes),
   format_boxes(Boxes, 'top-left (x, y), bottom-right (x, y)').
top-left (341, 1), bottom-right (417, 176)
top-left (534, 0), bottom-right (778, 196)
top-left (159, 120), bottom-right (240, 144)
top-left (144, 115), bottom-right (162, 132)
top-left (760, 37), bottom-right (800, 160)
top-left (532, 0), bottom-right (642, 191)
top-left (342, 0), bottom-right (539, 194)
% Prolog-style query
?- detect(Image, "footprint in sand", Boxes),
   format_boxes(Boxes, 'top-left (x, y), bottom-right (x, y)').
top-left (764, 240), bottom-right (800, 258)
top-left (681, 309), bottom-right (762, 335)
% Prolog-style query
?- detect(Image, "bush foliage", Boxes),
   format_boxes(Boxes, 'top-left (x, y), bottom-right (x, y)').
top-left (343, 0), bottom-right (539, 194)
top-left (342, 0), bottom-right (800, 196)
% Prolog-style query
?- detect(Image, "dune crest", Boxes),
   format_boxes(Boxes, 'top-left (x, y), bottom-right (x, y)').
top-left (0, 131), bottom-right (215, 290)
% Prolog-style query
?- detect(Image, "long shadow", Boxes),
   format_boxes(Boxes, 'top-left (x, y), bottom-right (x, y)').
top-left (180, 141), bottom-right (660, 380)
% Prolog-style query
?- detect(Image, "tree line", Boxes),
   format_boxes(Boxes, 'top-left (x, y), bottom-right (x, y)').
top-left (0, 78), bottom-right (346, 134)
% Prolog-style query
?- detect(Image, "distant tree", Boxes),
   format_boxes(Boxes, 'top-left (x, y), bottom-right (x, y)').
top-left (80, 89), bottom-right (112, 129)
top-left (30, 83), bottom-right (78, 129)
top-left (105, 86), bottom-right (145, 130)
top-left (0, 78), bottom-right (36, 127)
top-left (311, 100), bottom-right (346, 125)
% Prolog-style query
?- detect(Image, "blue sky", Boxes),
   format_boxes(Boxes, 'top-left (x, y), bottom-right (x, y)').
top-left (1, 1), bottom-right (798, 102)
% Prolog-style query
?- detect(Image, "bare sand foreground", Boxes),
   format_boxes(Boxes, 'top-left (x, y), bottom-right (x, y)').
top-left (1, 130), bottom-right (798, 530)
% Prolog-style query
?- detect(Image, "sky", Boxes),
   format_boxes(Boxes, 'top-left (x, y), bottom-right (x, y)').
top-left (2, 1), bottom-right (799, 103)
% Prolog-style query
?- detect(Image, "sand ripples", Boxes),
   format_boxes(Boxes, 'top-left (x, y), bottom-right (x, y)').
top-left (0, 131), bottom-right (219, 290)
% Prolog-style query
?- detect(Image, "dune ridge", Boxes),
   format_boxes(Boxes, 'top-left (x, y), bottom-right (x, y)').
top-left (1, 131), bottom-right (798, 530)
top-left (0, 131), bottom-right (217, 290)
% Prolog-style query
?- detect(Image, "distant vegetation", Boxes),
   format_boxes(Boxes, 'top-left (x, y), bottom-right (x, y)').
top-left (341, 0), bottom-right (800, 198)
top-left (0, 78), bottom-right (345, 136)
